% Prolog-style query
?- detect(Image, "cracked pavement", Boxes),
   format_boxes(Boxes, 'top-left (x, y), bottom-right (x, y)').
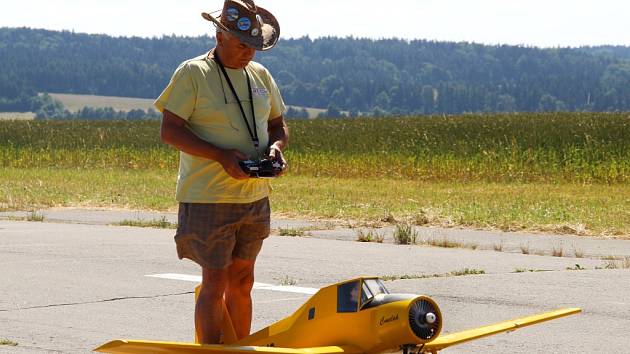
top-left (1, 213), bottom-right (630, 353)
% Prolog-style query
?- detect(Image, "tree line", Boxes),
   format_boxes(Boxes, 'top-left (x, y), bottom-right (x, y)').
top-left (1, 27), bottom-right (630, 117)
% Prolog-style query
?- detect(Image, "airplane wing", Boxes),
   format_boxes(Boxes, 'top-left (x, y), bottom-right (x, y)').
top-left (94, 340), bottom-right (362, 354)
top-left (421, 308), bottom-right (581, 353)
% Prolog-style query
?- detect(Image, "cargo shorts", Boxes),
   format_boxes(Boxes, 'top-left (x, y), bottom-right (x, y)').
top-left (174, 197), bottom-right (271, 270)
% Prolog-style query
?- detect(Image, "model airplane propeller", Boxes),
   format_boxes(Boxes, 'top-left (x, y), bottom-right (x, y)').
top-left (95, 277), bottom-right (580, 354)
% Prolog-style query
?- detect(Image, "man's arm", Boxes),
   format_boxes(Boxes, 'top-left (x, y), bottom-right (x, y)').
top-left (160, 109), bottom-right (248, 179)
top-left (267, 115), bottom-right (289, 168)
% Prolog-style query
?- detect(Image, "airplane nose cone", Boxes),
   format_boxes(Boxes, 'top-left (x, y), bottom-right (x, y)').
top-left (408, 297), bottom-right (442, 342)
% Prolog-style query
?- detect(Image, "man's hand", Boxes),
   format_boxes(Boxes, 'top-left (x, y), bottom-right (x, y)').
top-left (267, 116), bottom-right (288, 177)
top-left (218, 149), bottom-right (250, 180)
top-left (268, 143), bottom-right (287, 176)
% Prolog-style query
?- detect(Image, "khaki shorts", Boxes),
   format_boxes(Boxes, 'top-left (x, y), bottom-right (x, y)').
top-left (174, 198), bottom-right (270, 270)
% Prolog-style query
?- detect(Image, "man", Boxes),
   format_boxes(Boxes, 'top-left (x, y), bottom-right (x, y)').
top-left (155, 0), bottom-right (288, 345)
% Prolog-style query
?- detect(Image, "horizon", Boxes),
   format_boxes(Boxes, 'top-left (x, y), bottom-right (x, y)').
top-left (4, 26), bottom-right (629, 50)
top-left (1, 0), bottom-right (629, 48)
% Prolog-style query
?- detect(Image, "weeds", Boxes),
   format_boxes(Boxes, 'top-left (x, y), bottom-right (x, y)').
top-left (26, 210), bottom-right (44, 222)
top-left (393, 224), bottom-right (418, 245)
top-left (382, 268), bottom-right (486, 281)
top-left (381, 274), bottom-right (442, 281)
top-left (520, 243), bottom-right (531, 255)
top-left (604, 260), bottom-right (619, 269)
top-left (551, 244), bottom-right (564, 257)
top-left (604, 257), bottom-right (630, 270)
top-left (573, 246), bottom-right (584, 258)
top-left (413, 210), bottom-right (435, 226)
top-left (450, 268), bottom-right (486, 276)
top-left (0, 339), bottom-right (18, 346)
top-left (514, 268), bottom-right (550, 273)
top-left (467, 243), bottom-right (479, 250)
top-left (493, 241), bottom-right (504, 252)
top-left (356, 230), bottom-right (385, 243)
top-left (279, 275), bottom-right (297, 286)
top-left (602, 255), bottom-right (620, 261)
top-left (117, 216), bottom-right (176, 229)
top-left (381, 213), bottom-right (396, 223)
top-left (278, 228), bottom-right (309, 237)
top-left (426, 237), bottom-right (460, 248)
top-left (566, 264), bottom-right (586, 271)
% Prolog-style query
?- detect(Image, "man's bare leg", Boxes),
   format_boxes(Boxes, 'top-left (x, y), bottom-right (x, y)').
top-left (196, 268), bottom-right (229, 344)
top-left (225, 257), bottom-right (256, 339)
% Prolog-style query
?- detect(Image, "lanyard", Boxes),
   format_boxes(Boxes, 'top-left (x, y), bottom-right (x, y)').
top-left (213, 53), bottom-right (259, 152)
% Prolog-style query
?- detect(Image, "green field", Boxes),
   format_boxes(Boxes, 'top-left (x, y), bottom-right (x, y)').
top-left (1, 113), bottom-right (629, 236)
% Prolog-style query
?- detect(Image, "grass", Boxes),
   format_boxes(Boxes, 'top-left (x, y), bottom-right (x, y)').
top-left (0, 339), bottom-right (18, 346)
top-left (3, 113), bottom-right (630, 183)
top-left (513, 268), bottom-right (554, 273)
top-left (2, 168), bottom-right (630, 237)
top-left (356, 229), bottom-right (385, 243)
top-left (493, 241), bottom-right (504, 252)
top-left (393, 224), bottom-right (418, 245)
top-left (604, 260), bottom-right (619, 269)
top-left (278, 275), bottom-right (297, 286)
top-left (1, 115), bottom-right (630, 237)
top-left (573, 246), bottom-right (585, 258)
top-left (278, 228), bottom-right (309, 237)
top-left (520, 243), bottom-right (531, 255)
top-left (382, 268), bottom-right (486, 281)
top-left (551, 244), bottom-right (565, 257)
top-left (26, 210), bottom-right (45, 222)
top-left (271, 176), bottom-right (630, 237)
top-left (601, 255), bottom-right (621, 261)
top-left (381, 274), bottom-right (442, 281)
top-left (566, 264), bottom-right (586, 271)
top-left (604, 257), bottom-right (630, 270)
top-left (116, 216), bottom-right (176, 229)
top-left (422, 236), bottom-right (465, 248)
top-left (514, 268), bottom-right (553, 273)
top-left (449, 268), bottom-right (486, 276)
top-left (466, 243), bottom-right (479, 250)
top-left (288, 113), bottom-right (630, 184)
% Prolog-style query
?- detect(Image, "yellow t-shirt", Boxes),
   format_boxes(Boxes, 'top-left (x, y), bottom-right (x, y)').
top-left (155, 52), bottom-right (286, 203)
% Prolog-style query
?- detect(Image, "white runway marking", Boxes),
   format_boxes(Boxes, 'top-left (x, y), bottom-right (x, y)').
top-left (146, 273), bottom-right (319, 295)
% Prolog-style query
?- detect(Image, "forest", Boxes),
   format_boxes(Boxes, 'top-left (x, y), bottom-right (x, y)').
top-left (1, 27), bottom-right (630, 117)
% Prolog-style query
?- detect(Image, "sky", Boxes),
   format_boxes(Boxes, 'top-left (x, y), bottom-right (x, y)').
top-left (1, 0), bottom-right (629, 47)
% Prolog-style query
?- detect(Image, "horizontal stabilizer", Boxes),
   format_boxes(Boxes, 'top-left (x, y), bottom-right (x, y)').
top-left (95, 340), bottom-right (355, 354)
top-left (423, 308), bottom-right (581, 352)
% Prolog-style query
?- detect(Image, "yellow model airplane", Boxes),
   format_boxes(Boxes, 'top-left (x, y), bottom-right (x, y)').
top-left (95, 277), bottom-right (580, 354)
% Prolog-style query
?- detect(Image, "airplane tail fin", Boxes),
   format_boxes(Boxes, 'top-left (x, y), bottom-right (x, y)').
top-left (422, 308), bottom-right (581, 353)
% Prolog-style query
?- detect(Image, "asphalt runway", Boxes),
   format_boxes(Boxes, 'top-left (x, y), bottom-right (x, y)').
top-left (2, 218), bottom-right (630, 353)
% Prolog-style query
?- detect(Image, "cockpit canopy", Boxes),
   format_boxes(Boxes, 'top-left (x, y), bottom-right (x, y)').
top-left (337, 278), bottom-right (389, 313)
